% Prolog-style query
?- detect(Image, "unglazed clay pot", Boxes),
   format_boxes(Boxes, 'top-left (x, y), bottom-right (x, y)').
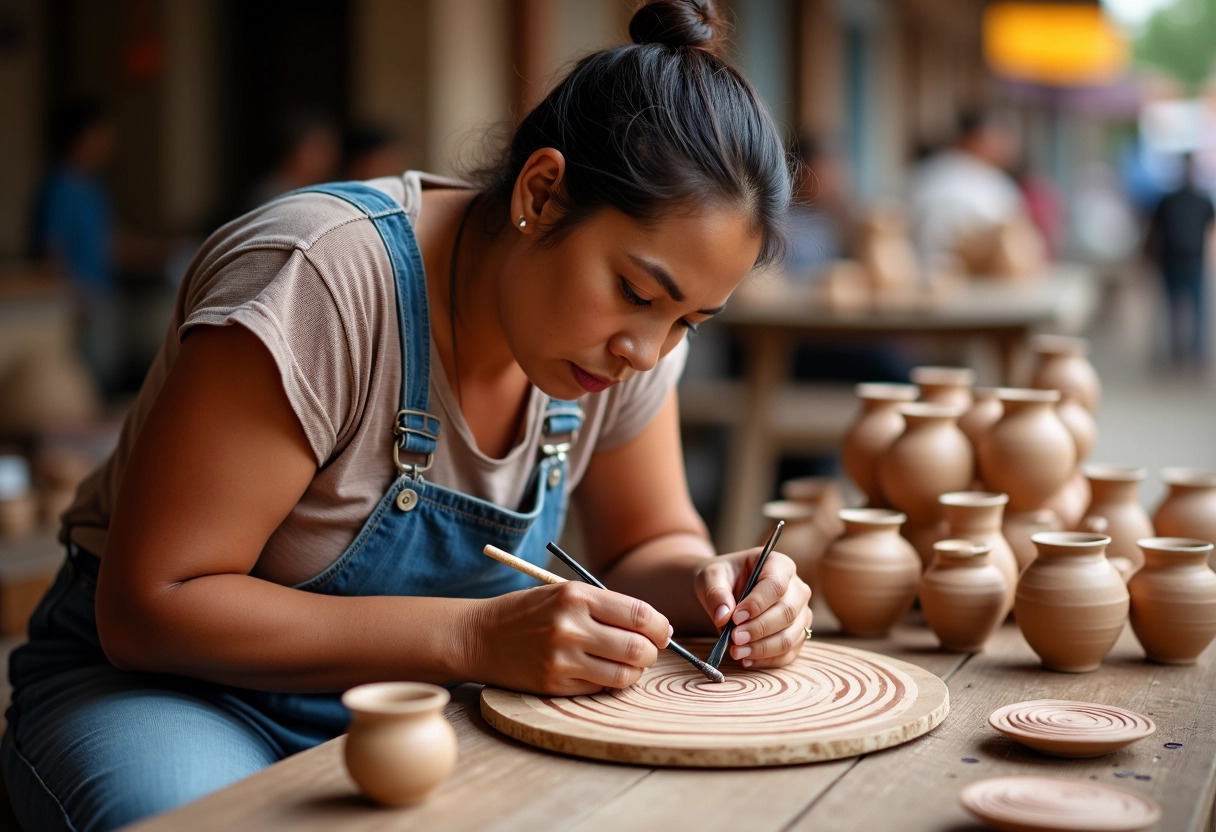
top-left (902, 518), bottom-right (948, 570)
top-left (1015, 532), bottom-right (1129, 672)
top-left (877, 403), bottom-right (973, 525)
top-left (1029, 333), bottom-right (1101, 413)
top-left (940, 491), bottom-right (1018, 614)
top-left (978, 389), bottom-right (1075, 513)
top-left (919, 540), bottom-right (1008, 651)
top-left (342, 682), bottom-right (458, 806)
top-left (1056, 393), bottom-right (1096, 462)
top-left (1044, 469), bottom-right (1091, 532)
top-left (819, 508), bottom-right (921, 637)
top-left (1128, 537), bottom-right (1216, 664)
top-left (911, 365), bottom-right (975, 410)
top-left (1003, 509), bottom-right (1060, 572)
top-left (780, 476), bottom-right (845, 542)
top-left (1153, 469), bottom-right (1216, 566)
top-left (1080, 465), bottom-right (1154, 574)
top-left (760, 500), bottom-right (823, 594)
top-left (958, 388), bottom-right (1002, 463)
top-left (840, 383), bottom-right (918, 506)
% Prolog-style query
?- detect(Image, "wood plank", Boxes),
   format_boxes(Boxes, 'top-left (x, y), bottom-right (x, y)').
top-left (788, 623), bottom-right (1216, 831)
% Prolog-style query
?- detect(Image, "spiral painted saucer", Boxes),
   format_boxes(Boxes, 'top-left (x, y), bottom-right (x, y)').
top-left (961, 776), bottom-right (1161, 832)
top-left (988, 700), bottom-right (1156, 758)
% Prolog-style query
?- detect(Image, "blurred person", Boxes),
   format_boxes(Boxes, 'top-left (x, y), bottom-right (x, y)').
top-left (907, 109), bottom-right (1026, 265)
top-left (245, 111), bottom-right (341, 210)
top-left (343, 122), bottom-right (411, 181)
top-left (1012, 161), bottom-right (1063, 260)
top-left (784, 134), bottom-right (853, 277)
top-left (1, 3), bottom-right (811, 830)
top-left (1146, 153), bottom-right (1214, 368)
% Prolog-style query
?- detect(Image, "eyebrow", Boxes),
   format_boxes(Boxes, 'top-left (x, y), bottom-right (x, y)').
top-left (626, 253), bottom-right (727, 316)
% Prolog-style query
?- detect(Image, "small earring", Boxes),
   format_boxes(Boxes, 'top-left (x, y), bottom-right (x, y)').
top-left (517, 216), bottom-right (527, 228)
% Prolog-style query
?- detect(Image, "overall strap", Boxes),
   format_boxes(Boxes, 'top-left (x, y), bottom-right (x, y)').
top-left (292, 182), bottom-right (440, 474)
top-left (541, 398), bottom-right (583, 457)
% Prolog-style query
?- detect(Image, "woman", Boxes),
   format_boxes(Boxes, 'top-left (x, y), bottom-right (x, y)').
top-left (2, 2), bottom-right (809, 829)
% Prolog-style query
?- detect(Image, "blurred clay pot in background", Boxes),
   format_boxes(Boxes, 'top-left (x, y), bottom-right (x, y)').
top-left (1128, 537), bottom-right (1216, 665)
top-left (919, 539), bottom-right (1007, 652)
top-left (1153, 469), bottom-right (1216, 567)
top-left (1015, 531), bottom-right (1129, 673)
top-left (940, 491), bottom-right (1018, 615)
top-left (958, 387), bottom-right (1002, 482)
top-left (912, 366), bottom-right (976, 411)
top-left (819, 508), bottom-right (921, 637)
top-left (840, 383), bottom-right (918, 507)
top-left (0, 351), bottom-right (102, 436)
top-left (1080, 465), bottom-right (1154, 575)
top-left (1003, 509), bottom-right (1061, 573)
top-left (1029, 334), bottom-right (1101, 413)
top-left (760, 499), bottom-right (824, 595)
top-left (877, 402), bottom-right (973, 527)
top-left (978, 389), bottom-right (1075, 513)
top-left (1044, 470), bottom-right (1091, 533)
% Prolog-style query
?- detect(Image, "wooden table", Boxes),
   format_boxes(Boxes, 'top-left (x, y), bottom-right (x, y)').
top-left (712, 264), bottom-right (1101, 550)
top-left (126, 607), bottom-right (1216, 832)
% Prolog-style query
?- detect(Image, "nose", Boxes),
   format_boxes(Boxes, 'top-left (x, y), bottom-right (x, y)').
top-left (607, 327), bottom-right (666, 374)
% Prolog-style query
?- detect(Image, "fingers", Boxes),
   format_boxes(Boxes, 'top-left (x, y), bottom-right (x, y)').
top-left (578, 583), bottom-right (671, 649)
top-left (735, 605), bottom-right (814, 668)
top-left (694, 557), bottom-right (738, 628)
top-left (731, 552), bottom-right (798, 626)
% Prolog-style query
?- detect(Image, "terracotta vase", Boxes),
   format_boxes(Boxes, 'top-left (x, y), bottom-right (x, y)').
top-left (940, 491), bottom-right (1019, 614)
top-left (1079, 465), bottom-right (1154, 575)
top-left (1153, 469), bottom-right (1216, 566)
top-left (819, 508), bottom-right (922, 637)
top-left (1128, 537), bottom-right (1216, 664)
top-left (342, 682), bottom-right (458, 806)
top-left (919, 539), bottom-right (1008, 651)
top-left (1044, 470), bottom-right (1091, 533)
top-left (760, 500), bottom-right (823, 594)
top-left (877, 403), bottom-right (973, 526)
top-left (1029, 334), bottom-right (1101, 413)
top-left (1015, 531), bottom-right (1129, 672)
top-left (840, 383), bottom-right (918, 506)
top-left (911, 365), bottom-right (975, 410)
top-left (958, 388), bottom-right (1002, 464)
top-left (978, 389), bottom-right (1075, 513)
top-left (1055, 394), bottom-right (1096, 462)
top-left (1003, 509), bottom-right (1060, 572)
top-left (902, 518), bottom-right (948, 570)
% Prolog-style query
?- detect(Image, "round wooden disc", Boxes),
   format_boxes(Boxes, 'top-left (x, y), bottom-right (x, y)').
top-left (480, 641), bottom-right (949, 767)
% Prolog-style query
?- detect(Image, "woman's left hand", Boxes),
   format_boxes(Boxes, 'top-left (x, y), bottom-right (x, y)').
top-left (692, 549), bottom-right (813, 668)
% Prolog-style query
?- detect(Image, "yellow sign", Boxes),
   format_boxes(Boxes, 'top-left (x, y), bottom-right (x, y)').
top-left (984, 3), bottom-right (1128, 86)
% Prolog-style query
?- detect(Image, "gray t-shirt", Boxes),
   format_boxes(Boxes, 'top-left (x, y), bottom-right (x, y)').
top-left (65, 171), bottom-right (688, 586)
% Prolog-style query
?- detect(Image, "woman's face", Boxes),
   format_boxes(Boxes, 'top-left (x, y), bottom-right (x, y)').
top-left (499, 205), bottom-right (761, 400)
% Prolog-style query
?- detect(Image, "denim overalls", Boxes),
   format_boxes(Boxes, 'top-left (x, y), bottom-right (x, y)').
top-left (1, 182), bottom-right (582, 832)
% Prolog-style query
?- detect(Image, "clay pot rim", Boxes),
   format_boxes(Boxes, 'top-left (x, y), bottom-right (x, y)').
top-left (1082, 464), bottom-right (1147, 483)
top-left (761, 499), bottom-right (816, 521)
top-left (932, 539), bottom-right (993, 558)
top-left (1030, 531), bottom-right (1111, 548)
top-left (1137, 536), bottom-right (1215, 554)
top-left (910, 365), bottom-right (976, 387)
top-left (896, 401), bottom-right (965, 419)
top-left (854, 382), bottom-right (918, 401)
top-left (969, 386), bottom-right (1000, 400)
top-left (1160, 467), bottom-right (1216, 489)
top-left (940, 491), bottom-right (1009, 508)
top-left (342, 682), bottom-right (451, 715)
top-left (1029, 333), bottom-right (1090, 357)
top-left (779, 476), bottom-right (834, 502)
top-left (838, 507), bottom-right (907, 526)
top-left (994, 387), bottom-right (1060, 404)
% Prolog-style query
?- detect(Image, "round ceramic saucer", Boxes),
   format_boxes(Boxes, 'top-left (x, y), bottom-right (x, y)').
top-left (960, 776), bottom-right (1161, 832)
top-left (988, 700), bottom-right (1156, 758)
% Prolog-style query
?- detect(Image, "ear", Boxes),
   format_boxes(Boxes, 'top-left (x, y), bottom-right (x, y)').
top-left (510, 148), bottom-right (566, 234)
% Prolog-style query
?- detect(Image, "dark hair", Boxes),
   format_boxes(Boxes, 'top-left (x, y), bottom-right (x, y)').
top-left (473, 0), bottom-right (791, 268)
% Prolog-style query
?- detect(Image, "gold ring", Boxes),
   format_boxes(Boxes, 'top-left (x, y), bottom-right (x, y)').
top-left (803, 626), bottom-right (813, 641)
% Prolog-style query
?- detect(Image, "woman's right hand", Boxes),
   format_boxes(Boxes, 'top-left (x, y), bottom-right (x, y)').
top-left (469, 582), bottom-right (671, 695)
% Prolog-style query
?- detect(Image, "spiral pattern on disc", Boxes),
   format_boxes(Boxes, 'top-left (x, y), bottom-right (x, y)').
top-left (989, 699), bottom-right (1156, 750)
top-left (540, 642), bottom-right (915, 740)
top-left (961, 776), bottom-right (1161, 831)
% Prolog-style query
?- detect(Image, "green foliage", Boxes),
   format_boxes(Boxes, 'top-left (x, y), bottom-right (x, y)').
top-left (1134, 0), bottom-right (1216, 91)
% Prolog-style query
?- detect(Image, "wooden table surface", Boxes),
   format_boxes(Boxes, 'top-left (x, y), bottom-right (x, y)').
top-left (125, 605), bottom-right (1216, 832)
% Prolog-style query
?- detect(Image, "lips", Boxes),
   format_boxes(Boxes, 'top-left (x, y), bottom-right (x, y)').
top-left (571, 363), bottom-right (618, 393)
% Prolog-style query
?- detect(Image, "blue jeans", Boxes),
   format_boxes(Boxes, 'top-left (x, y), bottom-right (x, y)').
top-left (2, 551), bottom-right (326, 832)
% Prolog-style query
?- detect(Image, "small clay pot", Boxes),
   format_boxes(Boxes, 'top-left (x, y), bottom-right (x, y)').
top-left (958, 388), bottom-right (1002, 465)
top-left (780, 476), bottom-right (845, 542)
top-left (978, 389), bottom-right (1075, 513)
top-left (1003, 509), bottom-right (1060, 573)
top-left (342, 682), bottom-right (458, 806)
top-left (919, 539), bottom-right (1007, 652)
top-left (1044, 469), bottom-right (1091, 532)
top-left (1153, 469), bottom-right (1216, 566)
top-left (1056, 393), bottom-right (1097, 462)
top-left (1015, 531), bottom-right (1129, 673)
top-left (760, 500), bottom-right (824, 594)
top-left (1080, 465), bottom-right (1154, 574)
top-left (940, 491), bottom-right (1019, 614)
top-left (902, 518), bottom-right (948, 570)
top-left (840, 383), bottom-right (918, 506)
top-left (911, 366), bottom-right (975, 410)
top-left (1128, 537), bottom-right (1216, 665)
top-left (1029, 334), bottom-right (1101, 413)
top-left (819, 508), bottom-right (921, 637)
top-left (877, 402), bottom-right (973, 525)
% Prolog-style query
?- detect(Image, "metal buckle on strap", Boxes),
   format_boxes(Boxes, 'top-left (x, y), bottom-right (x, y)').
top-left (541, 429), bottom-right (577, 459)
top-left (392, 442), bottom-right (434, 479)
top-left (394, 408), bottom-right (441, 444)
top-left (393, 408), bottom-right (440, 479)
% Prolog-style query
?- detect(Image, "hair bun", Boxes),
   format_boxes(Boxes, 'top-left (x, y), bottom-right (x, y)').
top-left (629, 0), bottom-right (725, 56)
